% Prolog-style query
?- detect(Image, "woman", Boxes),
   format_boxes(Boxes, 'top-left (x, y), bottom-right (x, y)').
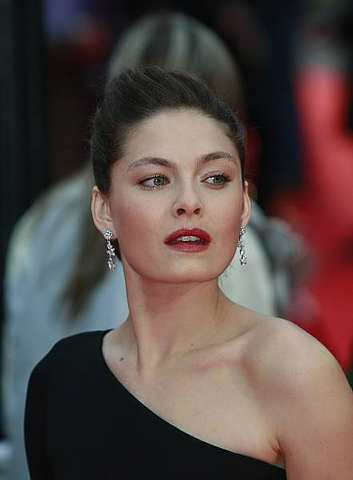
top-left (24, 67), bottom-right (353, 479)
top-left (5, 14), bottom-right (292, 479)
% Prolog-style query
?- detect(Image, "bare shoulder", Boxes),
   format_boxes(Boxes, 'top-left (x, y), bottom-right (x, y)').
top-left (243, 314), bottom-right (341, 380)
top-left (240, 313), bottom-right (352, 400)
top-left (237, 313), bottom-right (353, 478)
top-left (223, 303), bottom-right (347, 385)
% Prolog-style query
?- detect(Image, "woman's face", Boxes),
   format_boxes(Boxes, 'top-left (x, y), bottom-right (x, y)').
top-left (95, 108), bottom-right (250, 283)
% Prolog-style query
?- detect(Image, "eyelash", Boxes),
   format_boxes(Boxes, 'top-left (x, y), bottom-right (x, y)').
top-left (138, 173), bottom-right (231, 190)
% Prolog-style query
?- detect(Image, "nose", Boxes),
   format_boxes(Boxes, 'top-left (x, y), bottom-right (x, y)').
top-left (172, 185), bottom-right (203, 218)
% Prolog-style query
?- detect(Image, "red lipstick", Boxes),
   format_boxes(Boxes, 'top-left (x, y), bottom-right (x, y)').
top-left (164, 228), bottom-right (211, 253)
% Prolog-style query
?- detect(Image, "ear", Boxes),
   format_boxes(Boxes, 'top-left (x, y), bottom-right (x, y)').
top-left (91, 186), bottom-right (117, 237)
top-left (240, 180), bottom-right (252, 228)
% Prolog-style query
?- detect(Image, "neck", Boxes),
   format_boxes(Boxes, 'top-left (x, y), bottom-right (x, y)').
top-left (119, 262), bottom-right (231, 376)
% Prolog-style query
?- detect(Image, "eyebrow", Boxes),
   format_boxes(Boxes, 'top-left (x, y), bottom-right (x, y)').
top-left (126, 151), bottom-right (238, 172)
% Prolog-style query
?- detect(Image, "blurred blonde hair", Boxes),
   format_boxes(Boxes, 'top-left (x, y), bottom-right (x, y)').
top-left (107, 13), bottom-right (244, 111)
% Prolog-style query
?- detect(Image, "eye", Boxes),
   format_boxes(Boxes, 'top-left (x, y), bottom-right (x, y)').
top-left (139, 174), bottom-right (170, 189)
top-left (203, 174), bottom-right (231, 186)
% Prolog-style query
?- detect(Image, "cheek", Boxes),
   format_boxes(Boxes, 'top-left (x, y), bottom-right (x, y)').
top-left (111, 195), bottom-right (163, 249)
top-left (208, 192), bottom-right (244, 266)
top-left (209, 190), bottom-right (243, 234)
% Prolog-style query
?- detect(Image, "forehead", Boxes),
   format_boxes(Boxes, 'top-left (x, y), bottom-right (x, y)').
top-left (122, 108), bottom-right (238, 162)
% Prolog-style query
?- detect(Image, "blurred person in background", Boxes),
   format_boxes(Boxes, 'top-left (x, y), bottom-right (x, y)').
top-left (2, 12), bottom-right (299, 480)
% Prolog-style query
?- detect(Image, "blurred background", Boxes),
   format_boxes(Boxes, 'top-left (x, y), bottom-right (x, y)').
top-left (0, 0), bottom-right (353, 478)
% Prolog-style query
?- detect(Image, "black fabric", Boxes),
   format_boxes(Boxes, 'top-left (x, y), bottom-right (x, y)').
top-left (25, 330), bottom-right (287, 479)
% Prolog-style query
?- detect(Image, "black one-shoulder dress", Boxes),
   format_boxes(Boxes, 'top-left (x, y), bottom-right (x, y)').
top-left (25, 330), bottom-right (287, 479)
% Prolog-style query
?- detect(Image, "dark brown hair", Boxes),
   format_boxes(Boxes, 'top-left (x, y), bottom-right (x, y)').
top-left (91, 66), bottom-right (245, 197)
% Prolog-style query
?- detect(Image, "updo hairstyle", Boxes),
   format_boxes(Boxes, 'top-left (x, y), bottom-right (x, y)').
top-left (91, 66), bottom-right (245, 197)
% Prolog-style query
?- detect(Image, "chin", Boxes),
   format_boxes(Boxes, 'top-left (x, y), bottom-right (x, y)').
top-left (122, 250), bottom-right (234, 284)
top-left (146, 261), bottom-right (228, 284)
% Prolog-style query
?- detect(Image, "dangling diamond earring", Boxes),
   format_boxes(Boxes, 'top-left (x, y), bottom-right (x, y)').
top-left (104, 229), bottom-right (116, 271)
top-left (238, 226), bottom-right (247, 266)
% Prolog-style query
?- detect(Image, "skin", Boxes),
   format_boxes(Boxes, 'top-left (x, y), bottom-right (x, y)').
top-left (92, 108), bottom-right (353, 477)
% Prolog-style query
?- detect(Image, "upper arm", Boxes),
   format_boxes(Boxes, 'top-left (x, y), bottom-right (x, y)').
top-left (24, 358), bottom-right (52, 479)
top-left (269, 325), bottom-right (353, 479)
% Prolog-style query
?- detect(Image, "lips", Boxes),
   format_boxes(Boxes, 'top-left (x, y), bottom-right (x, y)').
top-left (164, 228), bottom-right (211, 245)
